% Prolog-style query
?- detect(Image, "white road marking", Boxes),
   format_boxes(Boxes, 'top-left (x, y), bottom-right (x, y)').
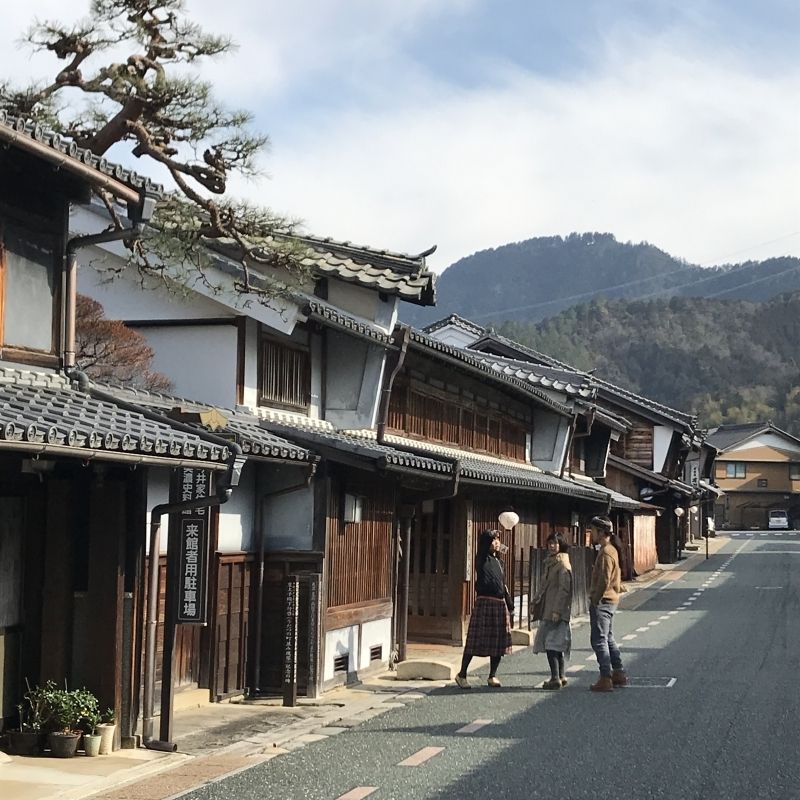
top-left (636, 627), bottom-right (650, 632)
top-left (648, 620), bottom-right (662, 626)
top-left (566, 664), bottom-right (585, 673)
top-left (667, 611), bottom-right (679, 615)
top-left (337, 789), bottom-right (377, 800)
top-left (754, 586), bottom-right (783, 590)
top-left (658, 615), bottom-right (671, 620)
top-left (398, 747), bottom-right (445, 767)
top-left (586, 655), bottom-right (596, 661)
top-left (622, 634), bottom-right (637, 641)
top-left (456, 719), bottom-right (492, 734)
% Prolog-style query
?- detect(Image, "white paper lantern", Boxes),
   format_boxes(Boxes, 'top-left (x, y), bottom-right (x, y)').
top-left (498, 511), bottom-right (520, 530)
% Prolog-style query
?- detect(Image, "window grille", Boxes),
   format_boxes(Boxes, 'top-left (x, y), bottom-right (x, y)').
top-left (258, 336), bottom-right (310, 410)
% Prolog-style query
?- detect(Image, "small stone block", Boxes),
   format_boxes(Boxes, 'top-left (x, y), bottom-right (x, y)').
top-left (395, 660), bottom-right (454, 681)
top-left (511, 629), bottom-right (533, 646)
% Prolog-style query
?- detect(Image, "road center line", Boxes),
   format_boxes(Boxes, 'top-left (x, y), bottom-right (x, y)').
top-left (456, 719), bottom-right (492, 734)
top-left (398, 747), bottom-right (445, 767)
top-left (566, 664), bottom-right (585, 673)
top-left (622, 634), bottom-right (637, 640)
top-left (636, 626), bottom-right (650, 632)
top-left (336, 789), bottom-right (377, 800)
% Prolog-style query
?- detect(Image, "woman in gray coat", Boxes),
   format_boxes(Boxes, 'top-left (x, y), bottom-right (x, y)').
top-left (532, 532), bottom-right (573, 690)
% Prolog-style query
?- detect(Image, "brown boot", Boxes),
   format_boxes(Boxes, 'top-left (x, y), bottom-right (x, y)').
top-left (590, 676), bottom-right (614, 692)
top-left (611, 669), bottom-right (628, 687)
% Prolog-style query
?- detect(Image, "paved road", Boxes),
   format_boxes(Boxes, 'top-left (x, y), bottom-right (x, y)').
top-left (182, 533), bottom-right (800, 800)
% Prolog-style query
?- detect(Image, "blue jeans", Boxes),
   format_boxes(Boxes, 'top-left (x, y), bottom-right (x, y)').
top-left (590, 602), bottom-right (624, 677)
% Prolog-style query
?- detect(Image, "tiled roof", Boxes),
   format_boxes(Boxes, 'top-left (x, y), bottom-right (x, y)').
top-left (408, 329), bottom-right (573, 416)
top-left (98, 385), bottom-right (312, 463)
top-left (287, 235), bottom-right (436, 306)
top-left (354, 431), bottom-right (609, 502)
top-left (303, 298), bottom-right (391, 344)
top-left (0, 369), bottom-right (228, 466)
top-left (470, 331), bottom-right (575, 370)
top-left (261, 422), bottom-right (452, 475)
top-left (705, 422), bottom-right (775, 452)
top-left (468, 329), bottom-right (697, 430)
top-left (473, 355), bottom-right (594, 399)
top-left (0, 111), bottom-right (162, 198)
top-left (422, 314), bottom-right (487, 338)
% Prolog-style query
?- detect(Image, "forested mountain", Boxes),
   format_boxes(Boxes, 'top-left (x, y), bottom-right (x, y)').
top-left (495, 293), bottom-right (800, 435)
top-left (404, 232), bottom-right (800, 328)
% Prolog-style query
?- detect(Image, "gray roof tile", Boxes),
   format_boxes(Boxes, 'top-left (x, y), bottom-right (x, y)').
top-left (0, 370), bottom-right (228, 464)
top-left (0, 111), bottom-right (162, 197)
top-left (97, 384), bottom-right (312, 463)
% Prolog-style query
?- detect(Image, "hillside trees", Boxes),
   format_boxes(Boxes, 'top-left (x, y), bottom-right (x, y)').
top-left (496, 293), bottom-right (800, 434)
top-left (1, 0), bottom-right (305, 297)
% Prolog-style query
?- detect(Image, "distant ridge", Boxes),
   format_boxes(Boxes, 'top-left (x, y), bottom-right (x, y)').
top-left (403, 232), bottom-right (800, 327)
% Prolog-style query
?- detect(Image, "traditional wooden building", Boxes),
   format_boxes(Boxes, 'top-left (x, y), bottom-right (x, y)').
top-left (0, 113), bottom-right (264, 745)
top-left (77, 214), bottom-right (448, 693)
top-left (424, 314), bottom-right (706, 568)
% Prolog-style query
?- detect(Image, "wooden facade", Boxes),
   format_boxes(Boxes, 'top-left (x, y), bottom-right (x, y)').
top-left (388, 376), bottom-right (529, 461)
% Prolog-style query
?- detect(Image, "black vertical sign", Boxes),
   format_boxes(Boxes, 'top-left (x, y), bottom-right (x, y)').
top-left (305, 575), bottom-right (320, 699)
top-left (171, 467), bottom-right (211, 624)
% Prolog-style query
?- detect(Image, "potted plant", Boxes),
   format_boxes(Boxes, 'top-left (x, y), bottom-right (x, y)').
top-left (46, 684), bottom-right (99, 759)
top-left (97, 707), bottom-right (117, 755)
top-left (81, 709), bottom-right (102, 757)
top-left (5, 680), bottom-right (54, 756)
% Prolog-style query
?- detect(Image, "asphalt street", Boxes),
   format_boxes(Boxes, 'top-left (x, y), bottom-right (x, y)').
top-left (181, 533), bottom-right (800, 800)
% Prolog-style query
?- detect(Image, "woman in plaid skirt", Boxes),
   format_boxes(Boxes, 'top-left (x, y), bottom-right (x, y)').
top-left (455, 529), bottom-right (513, 689)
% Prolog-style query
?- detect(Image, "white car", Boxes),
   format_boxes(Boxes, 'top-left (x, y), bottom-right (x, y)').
top-left (768, 510), bottom-right (790, 530)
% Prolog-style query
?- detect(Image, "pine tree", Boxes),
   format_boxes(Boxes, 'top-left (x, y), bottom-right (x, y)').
top-left (1, 0), bottom-right (307, 298)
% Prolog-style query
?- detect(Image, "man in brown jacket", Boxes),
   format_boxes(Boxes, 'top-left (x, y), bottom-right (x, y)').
top-left (588, 516), bottom-right (627, 692)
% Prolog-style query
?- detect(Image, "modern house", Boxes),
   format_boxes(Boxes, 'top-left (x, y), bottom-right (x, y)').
top-left (707, 422), bottom-right (800, 529)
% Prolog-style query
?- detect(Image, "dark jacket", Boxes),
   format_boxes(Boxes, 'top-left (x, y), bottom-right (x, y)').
top-left (476, 555), bottom-right (505, 598)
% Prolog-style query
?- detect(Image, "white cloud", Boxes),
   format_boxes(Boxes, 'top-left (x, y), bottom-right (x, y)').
top-left (236, 30), bottom-right (800, 270)
top-left (1, 1), bottom-right (798, 273)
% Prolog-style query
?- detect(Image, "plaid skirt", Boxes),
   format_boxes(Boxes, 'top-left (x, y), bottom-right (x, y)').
top-left (464, 596), bottom-right (513, 657)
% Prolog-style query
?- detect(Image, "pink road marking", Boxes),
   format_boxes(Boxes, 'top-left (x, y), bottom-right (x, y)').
top-left (398, 746), bottom-right (445, 766)
top-left (456, 719), bottom-right (492, 734)
top-left (336, 789), bottom-right (377, 800)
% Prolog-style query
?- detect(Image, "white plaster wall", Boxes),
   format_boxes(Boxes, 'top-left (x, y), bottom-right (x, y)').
top-left (262, 482), bottom-right (314, 551)
top-left (71, 206), bottom-right (302, 333)
top-left (326, 281), bottom-right (379, 323)
top-left (145, 468), bottom-right (172, 554)
top-left (324, 332), bottom-right (384, 429)
top-left (240, 318), bottom-right (259, 411)
top-left (531, 411), bottom-right (570, 472)
top-left (653, 426), bottom-right (674, 474)
top-left (357, 617), bottom-right (392, 669)
top-left (77, 246), bottom-right (232, 321)
top-left (143, 325), bottom-right (238, 409)
top-left (324, 626), bottom-right (357, 681)
top-left (217, 462), bottom-right (255, 553)
top-left (428, 326), bottom-right (482, 348)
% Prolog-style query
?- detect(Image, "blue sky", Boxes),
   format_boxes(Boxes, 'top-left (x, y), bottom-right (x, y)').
top-left (3, 0), bottom-right (799, 272)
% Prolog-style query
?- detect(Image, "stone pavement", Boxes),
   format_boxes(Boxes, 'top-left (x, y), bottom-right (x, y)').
top-left (0, 536), bottom-right (727, 800)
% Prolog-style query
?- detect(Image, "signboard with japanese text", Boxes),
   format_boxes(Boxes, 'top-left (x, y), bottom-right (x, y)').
top-left (170, 467), bottom-right (212, 624)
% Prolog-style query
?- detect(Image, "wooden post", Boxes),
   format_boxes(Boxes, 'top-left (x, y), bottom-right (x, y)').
top-left (396, 515), bottom-right (413, 663)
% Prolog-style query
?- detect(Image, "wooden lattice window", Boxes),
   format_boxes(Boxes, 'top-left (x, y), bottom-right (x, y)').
top-left (425, 396), bottom-right (444, 441)
top-left (258, 335), bottom-right (310, 410)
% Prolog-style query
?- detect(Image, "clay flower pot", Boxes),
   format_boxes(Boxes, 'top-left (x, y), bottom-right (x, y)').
top-left (48, 731), bottom-right (81, 758)
top-left (82, 733), bottom-right (102, 757)
top-left (97, 723), bottom-right (117, 755)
